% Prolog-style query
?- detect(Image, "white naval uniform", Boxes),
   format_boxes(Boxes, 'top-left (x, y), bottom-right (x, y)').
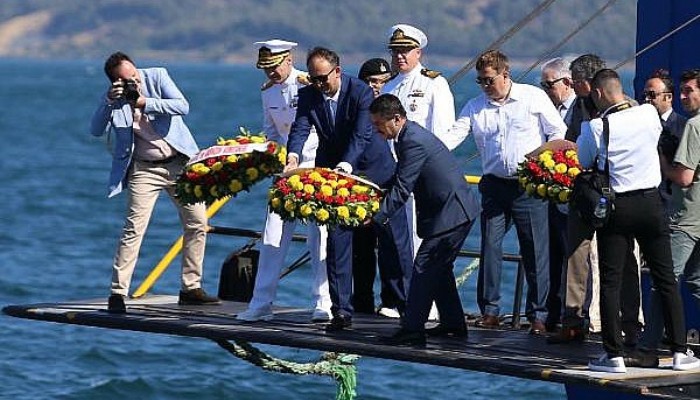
top-left (382, 62), bottom-right (456, 257)
top-left (248, 68), bottom-right (331, 314)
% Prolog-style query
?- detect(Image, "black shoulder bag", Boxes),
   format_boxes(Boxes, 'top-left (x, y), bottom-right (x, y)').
top-left (571, 117), bottom-right (615, 228)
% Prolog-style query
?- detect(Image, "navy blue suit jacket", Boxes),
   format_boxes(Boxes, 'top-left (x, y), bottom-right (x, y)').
top-left (287, 74), bottom-right (395, 186)
top-left (665, 109), bottom-right (688, 139)
top-left (373, 121), bottom-right (480, 238)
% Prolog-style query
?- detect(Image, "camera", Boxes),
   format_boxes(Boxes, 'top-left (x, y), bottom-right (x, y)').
top-left (121, 79), bottom-right (140, 102)
top-left (658, 129), bottom-right (680, 160)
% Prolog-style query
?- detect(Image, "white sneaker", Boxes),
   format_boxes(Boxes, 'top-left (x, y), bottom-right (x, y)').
top-left (428, 303), bottom-right (440, 321)
top-left (588, 354), bottom-right (627, 373)
top-left (673, 350), bottom-right (700, 371)
top-left (377, 306), bottom-right (401, 319)
top-left (236, 306), bottom-right (273, 322)
top-left (311, 308), bottom-right (332, 322)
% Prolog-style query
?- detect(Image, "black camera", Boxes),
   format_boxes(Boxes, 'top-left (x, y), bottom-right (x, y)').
top-left (122, 79), bottom-right (140, 102)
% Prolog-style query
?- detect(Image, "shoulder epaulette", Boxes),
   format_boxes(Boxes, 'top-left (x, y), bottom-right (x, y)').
top-left (261, 79), bottom-right (274, 91)
top-left (297, 73), bottom-right (311, 86)
top-left (420, 68), bottom-right (442, 79)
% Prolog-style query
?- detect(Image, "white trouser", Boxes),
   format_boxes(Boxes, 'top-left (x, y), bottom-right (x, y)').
top-left (247, 210), bottom-right (330, 311)
top-left (405, 194), bottom-right (421, 258)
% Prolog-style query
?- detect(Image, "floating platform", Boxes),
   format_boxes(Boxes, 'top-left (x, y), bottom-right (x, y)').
top-left (4, 295), bottom-right (700, 400)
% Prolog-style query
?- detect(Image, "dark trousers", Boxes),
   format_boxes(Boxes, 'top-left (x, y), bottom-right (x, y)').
top-left (477, 175), bottom-right (550, 322)
top-left (403, 221), bottom-right (474, 332)
top-left (563, 207), bottom-right (640, 338)
top-left (597, 189), bottom-right (686, 357)
top-left (547, 204), bottom-right (568, 327)
top-left (352, 207), bottom-right (413, 313)
top-left (327, 226), bottom-right (355, 318)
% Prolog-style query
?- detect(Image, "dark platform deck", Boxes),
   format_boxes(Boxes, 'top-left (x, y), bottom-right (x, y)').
top-left (4, 296), bottom-right (700, 399)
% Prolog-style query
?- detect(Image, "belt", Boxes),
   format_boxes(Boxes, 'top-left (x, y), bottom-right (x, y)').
top-left (136, 154), bottom-right (180, 165)
top-left (616, 188), bottom-right (657, 198)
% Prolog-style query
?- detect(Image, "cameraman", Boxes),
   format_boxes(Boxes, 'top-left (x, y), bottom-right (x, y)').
top-left (90, 51), bottom-right (219, 313)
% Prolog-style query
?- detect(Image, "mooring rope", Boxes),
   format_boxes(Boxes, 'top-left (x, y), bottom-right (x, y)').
top-left (215, 339), bottom-right (360, 400)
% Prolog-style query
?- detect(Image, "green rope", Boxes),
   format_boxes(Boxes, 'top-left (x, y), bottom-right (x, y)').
top-left (455, 258), bottom-right (480, 288)
top-left (214, 339), bottom-right (359, 400)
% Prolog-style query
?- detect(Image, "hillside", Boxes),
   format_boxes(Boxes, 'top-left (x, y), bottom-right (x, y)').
top-left (0, 0), bottom-right (637, 65)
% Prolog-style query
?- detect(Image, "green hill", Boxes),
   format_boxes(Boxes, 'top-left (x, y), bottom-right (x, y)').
top-left (0, 0), bottom-right (636, 65)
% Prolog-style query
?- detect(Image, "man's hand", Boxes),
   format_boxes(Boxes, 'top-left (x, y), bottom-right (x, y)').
top-left (284, 154), bottom-right (299, 173)
top-left (107, 80), bottom-right (125, 101)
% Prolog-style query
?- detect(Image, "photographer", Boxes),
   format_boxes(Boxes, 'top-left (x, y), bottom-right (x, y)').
top-left (90, 51), bottom-right (219, 313)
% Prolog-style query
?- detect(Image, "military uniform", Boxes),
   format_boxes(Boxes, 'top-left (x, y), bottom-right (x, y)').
top-left (237, 40), bottom-right (330, 322)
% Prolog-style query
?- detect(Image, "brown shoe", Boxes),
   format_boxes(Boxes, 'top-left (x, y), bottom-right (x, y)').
top-left (529, 319), bottom-right (546, 335)
top-left (547, 326), bottom-right (587, 344)
top-left (475, 315), bottom-right (500, 328)
top-left (178, 288), bottom-right (221, 305)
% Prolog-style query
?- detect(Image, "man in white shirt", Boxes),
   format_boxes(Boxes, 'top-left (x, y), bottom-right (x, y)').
top-left (579, 68), bottom-right (698, 373)
top-left (236, 40), bottom-right (331, 323)
top-left (440, 50), bottom-right (567, 335)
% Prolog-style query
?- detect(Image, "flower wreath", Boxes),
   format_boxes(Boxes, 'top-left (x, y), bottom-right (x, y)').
top-left (175, 128), bottom-right (286, 205)
top-left (517, 149), bottom-right (582, 204)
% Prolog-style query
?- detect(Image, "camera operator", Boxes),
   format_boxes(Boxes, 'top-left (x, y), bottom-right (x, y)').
top-left (90, 51), bottom-right (220, 313)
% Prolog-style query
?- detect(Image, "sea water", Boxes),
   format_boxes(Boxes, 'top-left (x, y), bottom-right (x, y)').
top-left (0, 58), bottom-right (594, 399)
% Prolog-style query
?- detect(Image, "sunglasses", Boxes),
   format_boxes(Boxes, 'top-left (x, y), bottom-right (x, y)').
top-left (475, 75), bottom-right (501, 86)
top-left (644, 90), bottom-right (672, 100)
top-left (309, 67), bottom-right (336, 85)
top-left (540, 77), bottom-right (566, 90)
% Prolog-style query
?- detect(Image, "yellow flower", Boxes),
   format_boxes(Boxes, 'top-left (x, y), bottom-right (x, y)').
top-left (518, 176), bottom-right (528, 188)
top-left (278, 148), bottom-right (287, 164)
top-left (288, 175), bottom-right (301, 185)
top-left (259, 163), bottom-right (269, 173)
top-left (209, 185), bottom-right (219, 197)
top-left (543, 159), bottom-right (556, 169)
top-left (284, 199), bottom-right (296, 212)
top-left (547, 186), bottom-right (560, 198)
top-left (568, 167), bottom-right (581, 177)
top-left (369, 200), bottom-right (380, 212)
top-left (554, 163), bottom-right (568, 174)
top-left (309, 171), bottom-right (324, 182)
top-left (270, 197), bottom-right (281, 209)
top-left (194, 185), bottom-right (203, 198)
top-left (251, 135), bottom-right (266, 143)
top-left (303, 184), bottom-right (315, 194)
top-left (565, 150), bottom-right (577, 158)
top-left (229, 179), bottom-right (243, 193)
top-left (536, 184), bottom-right (547, 197)
top-left (538, 151), bottom-right (553, 162)
top-left (211, 161), bottom-right (223, 172)
top-left (351, 185), bottom-right (368, 194)
top-left (226, 154), bottom-right (239, 164)
top-left (315, 208), bottom-right (330, 222)
top-left (558, 189), bottom-right (571, 203)
top-left (355, 206), bottom-right (367, 220)
top-left (525, 183), bottom-right (536, 195)
top-left (192, 163), bottom-right (210, 176)
top-left (337, 179), bottom-right (348, 187)
top-left (291, 181), bottom-right (304, 191)
top-left (300, 204), bottom-right (314, 217)
top-left (321, 185), bottom-right (333, 196)
top-left (246, 167), bottom-right (259, 180)
top-left (329, 180), bottom-right (338, 189)
top-left (337, 187), bottom-right (350, 197)
top-left (337, 206), bottom-right (350, 220)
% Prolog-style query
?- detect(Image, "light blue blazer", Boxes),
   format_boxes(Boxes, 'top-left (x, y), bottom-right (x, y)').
top-left (89, 67), bottom-right (199, 197)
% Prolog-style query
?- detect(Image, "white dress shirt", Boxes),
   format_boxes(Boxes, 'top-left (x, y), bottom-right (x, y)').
top-left (381, 62), bottom-right (455, 138)
top-left (577, 103), bottom-right (662, 192)
top-left (441, 81), bottom-right (567, 178)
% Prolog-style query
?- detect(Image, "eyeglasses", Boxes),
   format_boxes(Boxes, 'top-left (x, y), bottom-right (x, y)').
top-left (309, 67), bottom-right (336, 85)
top-left (475, 75), bottom-right (501, 86)
top-left (540, 77), bottom-right (566, 90)
top-left (390, 47), bottom-right (415, 56)
top-left (644, 90), bottom-right (672, 100)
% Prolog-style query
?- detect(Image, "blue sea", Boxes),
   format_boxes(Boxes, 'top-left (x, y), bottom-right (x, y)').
top-left (0, 58), bottom-right (636, 399)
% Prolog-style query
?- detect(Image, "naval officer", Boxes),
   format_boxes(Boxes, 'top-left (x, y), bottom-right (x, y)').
top-left (237, 40), bottom-right (332, 323)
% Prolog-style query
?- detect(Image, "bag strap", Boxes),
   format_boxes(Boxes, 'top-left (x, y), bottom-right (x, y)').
top-left (601, 117), bottom-right (613, 196)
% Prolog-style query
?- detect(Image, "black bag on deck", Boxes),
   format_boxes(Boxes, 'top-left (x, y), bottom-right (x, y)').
top-left (571, 117), bottom-right (614, 229)
top-left (218, 240), bottom-right (259, 302)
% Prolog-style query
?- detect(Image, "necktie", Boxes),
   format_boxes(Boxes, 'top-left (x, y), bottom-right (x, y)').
top-left (326, 99), bottom-right (336, 129)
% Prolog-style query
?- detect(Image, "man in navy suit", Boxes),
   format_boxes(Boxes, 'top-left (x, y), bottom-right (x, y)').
top-left (370, 94), bottom-right (480, 345)
top-left (286, 47), bottom-right (406, 331)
